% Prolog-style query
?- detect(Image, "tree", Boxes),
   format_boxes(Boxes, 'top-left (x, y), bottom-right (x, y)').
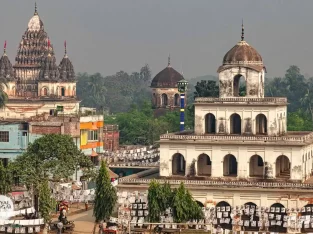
top-left (0, 77), bottom-right (8, 108)
top-left (93, 160), bottom-right (117, 233)
top-left (13, 134), bottom-right (94, 211)
top-left (0, 160), bottom-right (12, 195)
top-left (194, 80), bottom-right (219, 98)
top-left (39, 179), bottom-right (56, 227)
top-left (172, 183), bottom-right (203, 223)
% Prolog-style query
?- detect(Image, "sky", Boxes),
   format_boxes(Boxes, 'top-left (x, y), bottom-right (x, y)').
top-left (0, 0), bottom-right (313, 79)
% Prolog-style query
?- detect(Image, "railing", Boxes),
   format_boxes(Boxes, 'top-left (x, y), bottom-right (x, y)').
top-left (160, 132), bottom-right (313, 144)
top-left (195, 97), bottom-right (287, 104)
top-left (118, 178), bottom-right (313, 189)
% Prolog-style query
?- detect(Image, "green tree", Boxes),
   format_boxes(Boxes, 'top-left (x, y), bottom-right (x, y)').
top-left (0, 78), bottom-right (8, 108)
top-left (39, 179), bottom-right (56, 226)
top-left (93, 160), bottom-right (117, 232)
top-left (172, 183), bottom-right (203, 223)
top-left (0, 160), bottom-right (12, 194)
top-left (13, 134), bottom-right (94, 211)
top-left (194, 80), bottom-right (219, 98)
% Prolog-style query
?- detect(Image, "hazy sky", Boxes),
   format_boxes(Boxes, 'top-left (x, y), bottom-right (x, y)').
top-left (1, 0), bottom-right (313, 79)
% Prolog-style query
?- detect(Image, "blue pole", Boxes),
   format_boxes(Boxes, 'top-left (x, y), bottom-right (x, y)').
top-left (180, 93), bottom-right (185, 131)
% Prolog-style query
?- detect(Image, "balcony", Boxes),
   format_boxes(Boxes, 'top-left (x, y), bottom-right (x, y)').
top-left (194, 97), bottom-right (287, 105)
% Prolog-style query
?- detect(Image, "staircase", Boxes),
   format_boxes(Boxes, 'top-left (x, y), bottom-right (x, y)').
top-left (277, 169), bottom-right (290, 179)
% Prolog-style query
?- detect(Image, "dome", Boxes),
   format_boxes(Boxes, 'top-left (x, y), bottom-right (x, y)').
top-left (151, 58), bottom-right (183, 88)
top-left (223, 40), bottom-right (263, 66)
top-left (58, 54), bottom-right (75, 81)
top-left (0, 49), bottom-right (14, 81)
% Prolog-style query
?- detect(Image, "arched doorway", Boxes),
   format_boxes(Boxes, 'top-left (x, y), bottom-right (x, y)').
top-left (223, 154), bottom-right (237, 176)
top-left (161, 93), bottom-right (168, 107)
top-left (230, 113), bottom-right (241, 134)
top-left (276, 155), bottom-right (290, 178)
top-left (205, 113), bottom-right (216, 134)
top-left (172, 153), bottom-right (185, 176)
top-left (174, 93), bottom-right (179, 106)
top-left (241, 202), bottom-right (259, 231)
top-left (197, 154), bottom-right (211, 176)
top-left (249, 155), bottom-right (264, 177)
top-left (61, 87), bottom-right (65, 96)
top-left (269, 203), bottom-right (287, 233)
top-left (152, 93), bottom-right (157, 106)
top-left (300, 204), bottom-right (313, 232)
top-left (42, 87), bottom-right (48, 96)
top-left (215, 201), bottom-right (232, 230)
top-left (233, 75), bottom-right (246, 97)
top-left (196, 201), bottom-right (204, 207)
top-left (256, 114), bottom-right (267, 134)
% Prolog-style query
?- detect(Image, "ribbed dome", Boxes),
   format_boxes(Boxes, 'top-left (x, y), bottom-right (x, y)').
top-left (223, 40), bottom-right (263, 65)
top-left (58, 54), bottom-right (75, 81)
top-left (151, 65), bottom-right (183, 88)
top-left (0, 53), bottom-right (14, 81)
top-left (39, 54), bottom-right (59, 81)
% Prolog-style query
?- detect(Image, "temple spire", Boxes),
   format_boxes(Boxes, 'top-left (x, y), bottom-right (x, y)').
top-left (64, 40), bottom-right (68, 58)
top-left (3, 41), bottom-right (6, 56)
top-left (34, 2), bottom-right (38, 15)
top-left (168, 54), bottom-right (171, 67)
top-left (241, 19), bottom-right (244, 41)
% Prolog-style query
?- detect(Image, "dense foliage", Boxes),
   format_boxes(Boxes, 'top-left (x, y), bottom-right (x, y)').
top-left (0, 160), bottom-right (12, 194)
top-left (93, 160), bottom-right (117, 222)
top-left (148, 180), bottom-right (203, 223)
top-left (13, 134), bottom-right (94, 211)
top-left (77, 64), bottom-right (152, 113)
top-left (39, 179), bottom-right (56, 224)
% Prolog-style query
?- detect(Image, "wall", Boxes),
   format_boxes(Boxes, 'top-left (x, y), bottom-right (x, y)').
top-left (38, 82), bottom-right (76, 97)
top-left (159, 142), bottom-right (303, 180)
top-left (151, 88), bottom-right (184, 108)
top-left (194, 103), bottom-right (287, 136)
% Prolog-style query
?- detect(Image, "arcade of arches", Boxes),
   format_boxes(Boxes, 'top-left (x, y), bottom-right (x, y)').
top-left (170, 153), bottom-right (291, 178)
top-left (204, 113), bottom-right (268, 135)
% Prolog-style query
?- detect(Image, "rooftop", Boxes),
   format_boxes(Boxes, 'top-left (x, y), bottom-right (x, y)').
top-left (159, 131), bottom-right (313, 146)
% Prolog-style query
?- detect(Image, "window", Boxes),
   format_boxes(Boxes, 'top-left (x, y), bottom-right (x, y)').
top-left (88, 130), bottom-right (98, 141)
top-left (0, 131), bottom-right (9, 142)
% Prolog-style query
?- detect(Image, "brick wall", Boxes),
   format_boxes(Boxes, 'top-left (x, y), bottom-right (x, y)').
top-left (31, 125), bottom-right (61, 134)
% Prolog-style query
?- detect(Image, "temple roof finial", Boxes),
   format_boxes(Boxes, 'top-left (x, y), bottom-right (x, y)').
top-left (168, 54), bottom-right (171, 67)
top-left (241, 19), bottom-right (244, 41)
top-left (34, 2), bottom-right (38, 15)
top-left (3, 41), bottom-right (6, 56)
top-left (64, 40), bottom-right (68, 58)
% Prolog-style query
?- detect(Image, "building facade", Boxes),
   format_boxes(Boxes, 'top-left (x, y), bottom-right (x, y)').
top-left (0, 4), bottom-right (79, 119)
top-left (80, 115), bottom-right (104, 160)
top-left (103, 124), bottom-right (119, 152)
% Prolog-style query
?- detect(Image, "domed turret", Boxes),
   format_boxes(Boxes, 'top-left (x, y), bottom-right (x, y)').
top-left (39, 40), bottom-right (59, 81)
top-left (0, 41), bottom-right (14, 81)
top-left (58, 41), bottom-right (75, 81)
top-left (151, 56), bottom-right (183, 88)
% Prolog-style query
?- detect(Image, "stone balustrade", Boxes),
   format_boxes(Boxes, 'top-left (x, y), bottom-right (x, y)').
top-left (195, 97), bottom-right (287, 104)
top-left (118, 178), bottom-right (313, 190)
top-left (160, 132), bottom-right (313, 144)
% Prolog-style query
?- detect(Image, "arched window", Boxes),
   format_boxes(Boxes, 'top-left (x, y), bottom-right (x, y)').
top-left (249, 155), bottom-right (264, 177)
top-left (152, 93), bottom-right (157, 106)
top-left (161, 93), bottom-right (168, 107)
top-left (174, 93), bottom-right (179, 106)
top-left (269, 203), bottom-right (287, 233)
top-left (215, 201), bottom-right (232, 230)
top-left (61, 87), bottom-right (65, 97)
top-left (230, 113), bottom-right (241, 134)
top-left (73, 86), bottom-right (76, 96)
top-left (42, 87), bottom-right (48, 96)
top-left (172, 153), bottom-right (185, 176)
top-left (256, 114), bottom-right (267, 134)
top-left (276, 155), bottom-right (290, 179)
top-left (241, 202), bottom-right (260, 231)
top-left (205, 113), bottom-right (216, 134)
top-left (197, 154), bottom-right (211, 176)
top-left (12, 86), bottom-right (15, 96)
top-left (300, 204), bottom-right (313, 232)
top-left (223, 154), bottom-right (237, 176)
top-left (233, 74), bottom-right (246, 97)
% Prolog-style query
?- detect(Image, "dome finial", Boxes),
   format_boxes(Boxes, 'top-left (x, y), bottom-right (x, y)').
top-left (3, 41), bottom-right (6, 56)
top-left (34, 2), bottom-right (38, 15)
top-left (168, 54), bottom-right (171, 67)
top-left (64, 40), bottom-right (68, 57)
top-left (241, 19), bottom-right (244, 41)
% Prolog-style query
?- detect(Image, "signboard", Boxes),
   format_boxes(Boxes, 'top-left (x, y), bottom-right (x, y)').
top-left (0, 195), bottom-right (14, 219)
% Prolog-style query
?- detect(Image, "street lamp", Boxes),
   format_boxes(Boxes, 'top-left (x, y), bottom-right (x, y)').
top-left (177, 79), bottom-right (188, 132)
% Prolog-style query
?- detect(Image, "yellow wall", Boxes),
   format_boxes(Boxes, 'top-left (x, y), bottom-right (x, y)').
top-left (80, 130), bottom-right (88, 146)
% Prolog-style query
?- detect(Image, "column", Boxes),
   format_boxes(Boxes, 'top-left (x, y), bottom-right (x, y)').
top-left (180, 93), bottom-right (185, 131)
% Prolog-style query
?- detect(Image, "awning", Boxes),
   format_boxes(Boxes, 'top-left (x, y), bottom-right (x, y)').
top-left (108, 168), bottom-right (119, 178)
top-left (91, 149), bottom-right (98, 157)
